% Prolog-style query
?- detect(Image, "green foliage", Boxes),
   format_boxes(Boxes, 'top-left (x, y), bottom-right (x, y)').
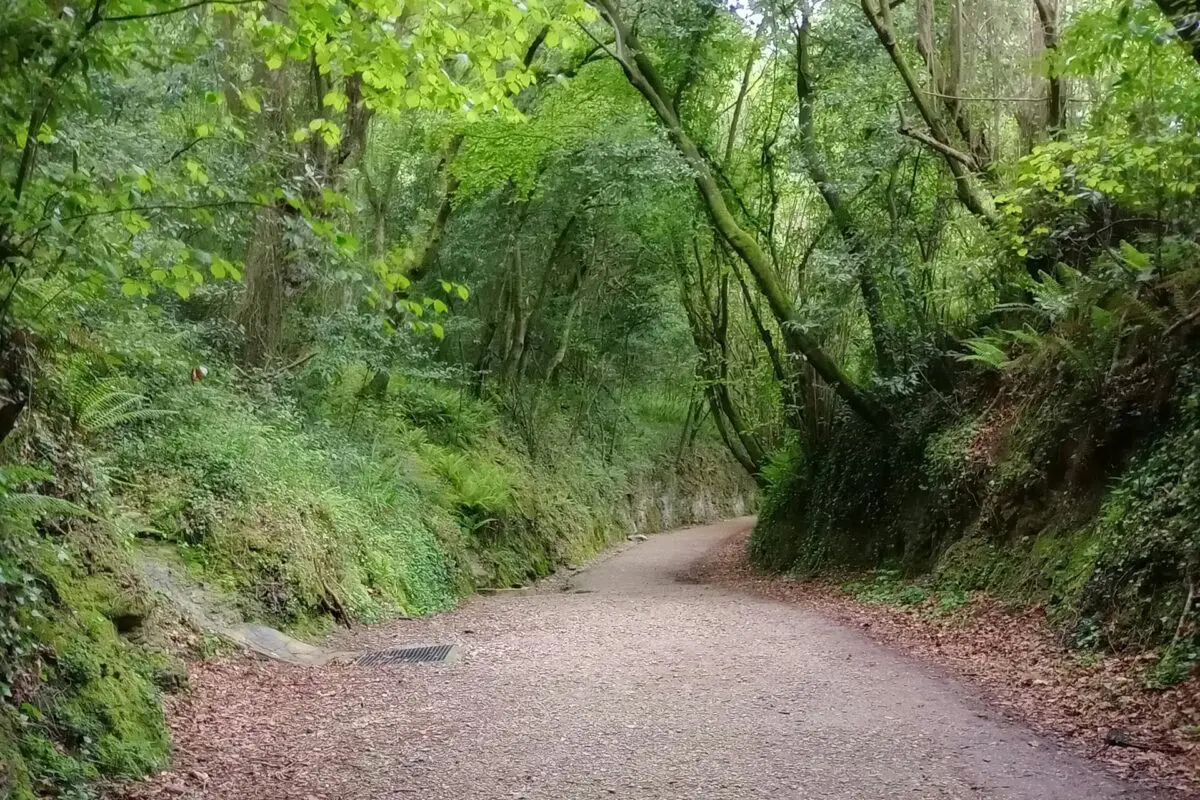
top-left (0, 471), bottom-right (170, 798)
top-left (73, 383), bottom-right (174, 434)
top-left (846, 570), bottom-right (930, 607)
top-left (10, 0), bottom-right (1200, 793)
top-left (1082, 367), bottom-right (1200, 644)
top-left (1146, 642), bottom-right (1199, 689)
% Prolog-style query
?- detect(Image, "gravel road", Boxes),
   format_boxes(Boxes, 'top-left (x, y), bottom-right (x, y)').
top-left (140, 518), bottom-right (1161, 800)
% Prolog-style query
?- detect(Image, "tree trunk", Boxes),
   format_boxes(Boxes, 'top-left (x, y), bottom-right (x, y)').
top-left (1153, 0), bottom-right (1200, 66)
top-left (727, 253), bottom-right (804, 432)
top-left (591, 0), bottom-right (888, 428)
top-left (861, 0), bottom-right (999, 225)
top-left (679, 241), bottom-right (768, 474)
top-left (795, 14), bottom-right (895, 375)
top-left (236, 207), bottom-right (287, 368)
top-left (515, 215), bottom-right (579, 381)
top-left (1032, 0), bottom-right (1065, 133)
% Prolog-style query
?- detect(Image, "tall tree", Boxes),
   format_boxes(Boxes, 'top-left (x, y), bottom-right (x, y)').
top-left (588, 0), bottom-right (888, 427)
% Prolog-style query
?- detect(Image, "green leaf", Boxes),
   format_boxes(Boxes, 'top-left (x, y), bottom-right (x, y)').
top-left (431, 322), bottom-right (444, 339)
top-left (1118, 240), bottom-right (1150, 270)
top-left (241, 90), bottom-right (262, 113)
top-left (323, 91), bottom-right (349, 112)
top-left (456, 285), bottom-right (469, 301)
top-left (184, 159), bottom-right (208, 185)
top-left (122, 212), bottom-right (151, 236)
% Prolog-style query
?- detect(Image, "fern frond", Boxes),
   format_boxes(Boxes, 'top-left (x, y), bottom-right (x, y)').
top-left (958, 338), bottom-right (1010, 370)
top-left (76, 384), bottom-right (174, 432)
top-left (0, 493), bottom-right (94, 521)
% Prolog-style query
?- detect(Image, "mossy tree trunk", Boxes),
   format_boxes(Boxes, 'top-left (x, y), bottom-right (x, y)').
top-left (591, 0), bottom-right (889, 429)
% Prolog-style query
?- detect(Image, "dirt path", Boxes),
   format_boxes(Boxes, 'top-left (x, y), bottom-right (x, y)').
top-left (121, 519), bottom-right (1159, 800)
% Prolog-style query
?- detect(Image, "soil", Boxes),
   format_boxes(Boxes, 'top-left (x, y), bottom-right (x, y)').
top-left (111, 519), bottom-right (1176, 800)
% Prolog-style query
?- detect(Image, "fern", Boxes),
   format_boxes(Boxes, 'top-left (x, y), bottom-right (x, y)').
top-left (0, 492), bottom-right (93, 521)
top-left (958, 337), bottom-right (1010, 370)
top-left (1003, 326), bottom-right (1044, 348)
top-left (0, 465), bottom-right (52, 487)
top-left (75, 382), bottom-right (174, 432)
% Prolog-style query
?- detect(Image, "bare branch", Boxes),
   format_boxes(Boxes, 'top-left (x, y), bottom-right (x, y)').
top-left (899, 124), bottom-right (979, 170)
top-left (100, 0), bottom-right (264, 23)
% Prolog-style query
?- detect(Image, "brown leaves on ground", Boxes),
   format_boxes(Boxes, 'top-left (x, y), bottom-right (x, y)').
top-left (688, 529), bottom-right (1200, 797)
top-left (105, 660), bottom-right (420, 800)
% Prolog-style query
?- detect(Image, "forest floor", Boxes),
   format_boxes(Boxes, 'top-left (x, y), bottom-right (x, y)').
top-left (687, 529), bottom-right (1200, 797)
top-left (112, 519), bottom-right (1172, 800)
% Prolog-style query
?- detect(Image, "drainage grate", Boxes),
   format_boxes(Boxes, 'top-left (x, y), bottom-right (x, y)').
top-left (355, 644), bottom-right (456, 666)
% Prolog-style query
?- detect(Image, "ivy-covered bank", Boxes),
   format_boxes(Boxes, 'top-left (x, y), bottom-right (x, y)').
top-left (753, 345), bottom-right (1200, 673)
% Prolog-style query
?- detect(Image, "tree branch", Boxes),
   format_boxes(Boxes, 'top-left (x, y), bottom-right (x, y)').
top-left (100, 0), bottom-right (265, 23)
top-left (899, 123), bottom-right (978, 170)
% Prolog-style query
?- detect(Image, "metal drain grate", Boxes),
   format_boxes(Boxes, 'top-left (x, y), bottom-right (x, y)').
top-left (355, 644), bottom-right (456, 666)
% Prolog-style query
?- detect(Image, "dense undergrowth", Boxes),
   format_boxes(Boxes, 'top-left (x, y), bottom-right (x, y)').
top-left (746, 0), bottom-right (1200, 696)
top-left (0, 312), bottom-right (749, 799)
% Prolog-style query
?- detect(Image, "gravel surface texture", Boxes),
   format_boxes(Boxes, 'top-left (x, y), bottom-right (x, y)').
top-left (116, 518), bottom-right (1163, 800)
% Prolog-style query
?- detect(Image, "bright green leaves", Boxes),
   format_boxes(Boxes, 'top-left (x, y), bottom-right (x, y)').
top-left (240, 87), bottom-right (263, 114)
top-left (292, 118), bottom-right (342, 147)
top-left (323, 91), bottom-right (349, 113)
top-left (133, 169), bottom-right (153, 194)
top-left (238, 0), bottom-right (591, 125)
top-left (372, 248), bottom-right (414, 298)
top-left (208, 255), bottom-right (240, 281)
top-left (120, 212), bottom-right (151, 237)
top-left (441, 280), bottom-right (469, 301)
top-left (183, 159), bottom-right (208, 186)
top-left (9, 122), bottom-right (54, 150)
top-left (369, 250), bottom-right (469, 341)
top-left (1002, 122), bottom-right (1200, 267)
top-left (121, 246), bottom-right (242, 301)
